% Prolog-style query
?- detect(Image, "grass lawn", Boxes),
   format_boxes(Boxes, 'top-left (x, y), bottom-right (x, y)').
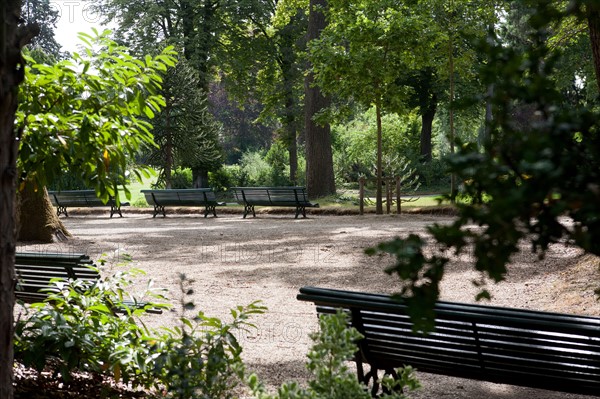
top-left (118, 173), bottom-right (450, 214)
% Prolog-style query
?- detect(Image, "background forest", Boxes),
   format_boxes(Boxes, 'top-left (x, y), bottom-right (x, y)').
top-left (2, 0), bottom-right (600, 397)
top-left (25, 0), bottom-right (596, 202)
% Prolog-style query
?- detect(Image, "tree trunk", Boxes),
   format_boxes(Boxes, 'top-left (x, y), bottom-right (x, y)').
top-left (0, 61), bottom-right (18, 399)
top-left (420, 96), bottom-right (436, 162)
top-left (587, 3), bottom-right (600, 93)
top-left (17, 183), bottom-right (69, 242)
top-left (165, 102), bottom-right (173, 189)
top-left (375, 100), bottom-right (383, 214)
top-left (1, 2), bottom-right (38, 396)
top-left (288, 135), bottom-right (298, 184)
top-left (192, 168), bottom-right (209, 188)
top-left (448, 29), bottom-right (457, 200)
top-left (304, 0), bottom-right (335, 199)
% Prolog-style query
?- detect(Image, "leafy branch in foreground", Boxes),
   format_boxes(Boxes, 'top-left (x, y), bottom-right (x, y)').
top-left (368, 1), bottom-right (600, 332)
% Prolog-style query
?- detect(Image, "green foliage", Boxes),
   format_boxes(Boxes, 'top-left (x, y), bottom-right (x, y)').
top-left (332, 109), bottom-right (421, 183)
top-left (21, 0), bottom-right (62, 57)
top-left (47, 172), bottom-right (88, 191)
top-left (14, 264), bottom-right (170, 387)
top-left (14, 267), bottom-right (266, 398)
top-left (238, 150), bottom-right (272, 186)
top-left (152, 275), bottom-right (266, 399)
top-left (265, 141), bottom-right (294, 186)
top-left (169, 168), bottom-right (194, 189)
top-left (368, 1), bottom-right (600, 332)
top-left (145, 57), bottom-right (224, 186)
top-left (249, 310), bottom-right (420, 399)
top-left (16, 30), bottom-right (177, 203)
top-left (416, 159), bottom-right (450, 189)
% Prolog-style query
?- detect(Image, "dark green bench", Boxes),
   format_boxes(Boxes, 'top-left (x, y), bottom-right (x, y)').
top-left (48, 190), bottom-right (129, 218)
top-left (15, 252), bottom-right (163, 314)
top-left (231, 186), bottom-right (319, 218)
top-left (141, 188), bottom-right (225, 218)
top-left (297, 286), bottom-right (600, 397)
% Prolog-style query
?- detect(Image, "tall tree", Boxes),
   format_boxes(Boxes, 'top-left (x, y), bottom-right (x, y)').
top-left (304, 0), bottom-right (336, 198)
top-left (16, 32), bottom-right (176, 241)
top-left (144, 58), bottom-right (223, 188)
top-left (0, 2), bottom-right (38, 396)
top-left (220, 0), bottom-right (307, 185)
top-left (209, 80), bottom-right (273, 164)
top-left (369, 0), bottom-right (600, 332)
top-left (400, 68), bottom-right (439, 162)
top-left (309, 0), bottom-right (433, 212)
top-left (96, 0), bottom-right (239, 187)
top-left (20, 0), bottom-right (60, 56)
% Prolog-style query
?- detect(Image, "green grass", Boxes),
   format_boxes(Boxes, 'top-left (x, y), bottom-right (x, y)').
top-left (118, 171), bottom-right (158, 207)
top-left (314, 190), bottom-right (448, 210)
top-left (117, 174), bottom-right (450, 211)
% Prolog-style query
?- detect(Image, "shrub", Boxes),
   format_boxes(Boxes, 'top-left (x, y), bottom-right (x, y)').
top-left (170, 168), bottom-right (194, 189)
top-left (150, 274), bottom-right (266, 399)
top-left (249, 310), bottom-right (421, 399)
top-left (14, 267), bottom-right (266, 399)
top-left (14, 265), bottom-right (170, 388)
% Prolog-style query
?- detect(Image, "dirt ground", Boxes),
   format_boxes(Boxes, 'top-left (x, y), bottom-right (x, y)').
top-left (17, 208), bottom-right (600, 398)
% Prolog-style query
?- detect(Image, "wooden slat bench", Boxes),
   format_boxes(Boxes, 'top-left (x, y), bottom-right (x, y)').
top-left (297, 286), bottom-right (600, 397)
top-left (15, 252), bottom-right (163, 314)
top-left (48, 190), bottom-right (129, 218)
top-left (231, 186), bottom-right (319, 218)
top-left (141, 188), bottom-right (225, 218)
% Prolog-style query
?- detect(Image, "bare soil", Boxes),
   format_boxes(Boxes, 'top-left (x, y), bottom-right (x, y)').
top-left (17, 209), bottom-right (600, 398)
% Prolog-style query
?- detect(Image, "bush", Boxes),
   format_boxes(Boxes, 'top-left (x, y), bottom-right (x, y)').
top-left (238, 150), bottom-right (272, 186)
top-left (14, 266), bottom-right (266, 398)
top-left (415, 158), bottom-right (450, 189)
top-left (14, 264), bottom-right (170, 388)
top-left (152, 275), bottom-right (266, 398)
top-left (249, 310), bottom-right (421, 399)
top-left (170, 168), bottom-right (193, 189)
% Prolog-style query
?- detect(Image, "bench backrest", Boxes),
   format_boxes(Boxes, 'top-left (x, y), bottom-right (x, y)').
top-left (48, 190), bottom-right (125, 207)
top-left (141, 188), bottom-right (217, 206)
top-left (232, 187), bottom-right (311, 206)
top-left (297, 286), bottom-right (600, 396)
top-left (48, 190), bottom-right (105, 207)
top-left (15, 252), bottom-right (100, 303)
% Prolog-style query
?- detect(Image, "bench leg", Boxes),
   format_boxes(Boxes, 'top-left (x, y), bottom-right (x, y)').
top-left (295, 206), bottom-right (307, 219)
top-left (360, 364), bottom-right (401, 397)
top-left (204, 205), bottom-right (217, 218)
top-left (152, 205), bottom-right (166, 218)
top-left (110, 205), bottom-right (123, 218)
top-left (243, 205), bottom-right (255, 218)
top-left (57, 205), bottom-right (68, 217)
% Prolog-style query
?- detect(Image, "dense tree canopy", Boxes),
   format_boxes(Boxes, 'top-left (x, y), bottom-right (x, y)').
top-left (368, 0), bottom-right (600, 332)
top-left (17, 32), bottom-right (176, 201)
top-left (21, 0), bottom-right (61, 56)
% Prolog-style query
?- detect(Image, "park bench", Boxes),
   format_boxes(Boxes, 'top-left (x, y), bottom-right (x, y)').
top-left (141, 188), bottom-right (225, 218)
top-left (15, 252), bottom-right (162, 314)
top-left (297, 286), bottom-right (600, 397)
top-left (48, 190), bottom-right (129, 218)
top-left (231, 186), bottom-right (319, 218)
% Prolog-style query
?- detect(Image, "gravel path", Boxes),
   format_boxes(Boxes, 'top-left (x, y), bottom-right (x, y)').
top-left (17, 211), bottom-right (600, 398)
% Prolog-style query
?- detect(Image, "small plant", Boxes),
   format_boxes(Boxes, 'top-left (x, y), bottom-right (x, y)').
top-left (14, 266), bottom-right (266, 399)
top-left (151, 274), bottom-right (266, 399)
top-left (248, 310), bottom-right (421, 399)
top-left (14, 265), bottom-right (170, 388)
